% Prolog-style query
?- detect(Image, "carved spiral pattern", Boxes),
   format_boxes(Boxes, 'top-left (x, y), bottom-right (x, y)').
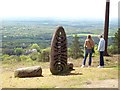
top-left (50, 26), bottom-right (67, 75)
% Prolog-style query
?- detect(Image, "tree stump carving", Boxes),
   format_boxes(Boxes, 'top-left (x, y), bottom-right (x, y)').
top-left (50, 26), bottom-right (74, 75)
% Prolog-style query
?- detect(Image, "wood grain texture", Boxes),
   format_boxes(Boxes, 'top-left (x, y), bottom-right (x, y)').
top-left (50, 26), bottom-right (67, 75)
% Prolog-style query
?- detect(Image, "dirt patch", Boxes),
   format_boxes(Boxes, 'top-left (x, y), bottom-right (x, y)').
top-left (83, 79), bottom-right (118, 88)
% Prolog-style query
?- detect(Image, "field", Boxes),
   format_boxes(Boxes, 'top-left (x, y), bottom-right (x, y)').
top-left (1, 54), bottom-right (119, 88)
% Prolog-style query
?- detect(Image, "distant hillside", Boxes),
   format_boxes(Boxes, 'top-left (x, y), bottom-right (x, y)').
top-left (1, 18), bottom-right (118, 48)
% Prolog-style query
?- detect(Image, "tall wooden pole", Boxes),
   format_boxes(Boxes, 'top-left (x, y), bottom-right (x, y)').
top-left (104, 0), bottom-right (110, 56)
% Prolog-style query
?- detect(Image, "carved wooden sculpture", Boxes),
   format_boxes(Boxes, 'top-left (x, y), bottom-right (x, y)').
top-left (50, 26), bottom-right (68, 75)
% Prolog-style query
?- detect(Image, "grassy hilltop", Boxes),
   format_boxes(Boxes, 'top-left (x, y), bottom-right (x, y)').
top-left (1, 54), bottom-right (119, 88)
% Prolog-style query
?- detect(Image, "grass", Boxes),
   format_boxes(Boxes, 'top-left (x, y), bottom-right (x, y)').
top-left (0, 54), bottom-right (119, 88)
top-left (1, 67), bottom-right (118, 88)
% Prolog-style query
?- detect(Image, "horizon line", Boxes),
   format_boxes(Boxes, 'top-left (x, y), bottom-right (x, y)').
top-left (1, 16), bottom-right (118, 21)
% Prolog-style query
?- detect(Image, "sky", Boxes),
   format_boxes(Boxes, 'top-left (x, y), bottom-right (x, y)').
top-left (0, 0), bottom-right (119, 19)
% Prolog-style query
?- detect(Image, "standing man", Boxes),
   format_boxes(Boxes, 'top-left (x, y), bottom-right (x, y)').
top-left (98, 35), bottom-right (105, 68)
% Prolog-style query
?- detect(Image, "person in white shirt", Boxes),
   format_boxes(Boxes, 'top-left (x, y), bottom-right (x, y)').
top-left (97, 35), bottom-right (105, 68)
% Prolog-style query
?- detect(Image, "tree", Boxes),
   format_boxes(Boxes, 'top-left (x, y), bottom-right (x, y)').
top-left (40, 47), bottom-right (51, 62)
top-left (14, 48), bottom-right (23, 56)
top-left (30, 52), bottom-right (39, 61)
top-left (108, 28), bottom-right (120, 54)
top-left (30, 43), bottom-right (41, 52)
top-left (69, 34), bottom-right (83, 59)
top-left (114, 28), bottom-right (120, 54)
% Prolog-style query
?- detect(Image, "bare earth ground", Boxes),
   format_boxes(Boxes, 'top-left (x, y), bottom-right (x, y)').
top-left (0, 55), bottom-right (119, 88)
top-left (82, 79), bottom-right (118, 88)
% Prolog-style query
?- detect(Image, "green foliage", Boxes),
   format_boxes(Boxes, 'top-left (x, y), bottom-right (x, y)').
top-left (92, 45), bottom-right (99, 56)
top-left (1, 20), bottom-right (117, 62)
top-left (14, 48), bottom-right (23, 56)
top-left (114, 28), bottom-right (120, 53)
top-left (1, 54), bottom-right (10, 61)
top-left (41, 51), bottom-right (50, 62)
top-left (108, 28), bottom-right (120, 54)
top-left (40, 48), bottom-right (51, 62)
top-left (29, 52), bottom-right (39, 61)
top-left (30, 43), bottom-right (41, 52)
top-left (108, 45), bottom-right (118, 54)
top-left (114, 28), bottom-right (120, 45)
top-left (36, 52), bottom-right (43, 62)
top-left (2, 55), bottom-right (21, 64)
top-left (2, 20), bottom-right (116, 56)
top-left (20, 55), bottom-right (32, 62)
top-left (29, 48), bottom-right (50, 62)
top-left (42, 47), bottom-right (51, 54)
top-left (2, 47), bottom-right (51, 62)
top-left (69, 34), bottom-right (84, 59)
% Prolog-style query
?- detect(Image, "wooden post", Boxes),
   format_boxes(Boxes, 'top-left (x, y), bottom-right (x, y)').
top-left (104, 0), bottom-right (110, 56)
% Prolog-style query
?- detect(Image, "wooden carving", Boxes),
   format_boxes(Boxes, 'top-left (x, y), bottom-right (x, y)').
top-left (50, 26), bottom-right (67, 75)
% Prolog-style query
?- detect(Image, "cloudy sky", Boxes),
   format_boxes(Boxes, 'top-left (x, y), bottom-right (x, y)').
top-left (0, 0), bottom-right (119, 19)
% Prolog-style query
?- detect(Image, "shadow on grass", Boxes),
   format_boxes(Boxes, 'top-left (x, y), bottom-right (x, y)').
top-left (15, 75), bottom-right (44, 78)
top-left (52, 72), bottom-right (83, 76)
top-left (52, 69), bottom-right (83, 76)
top-left (65, 72), bottom-right (83, 76)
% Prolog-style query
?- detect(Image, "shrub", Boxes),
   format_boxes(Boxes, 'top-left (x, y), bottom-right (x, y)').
top-left (108, 45), bottom-right (118, 54)
top-left (14, 48), bottom-right (23, 56)
top-left (30, 43), bottom-right (41, 52)
top-left (29, 52), bottom-right (38, 61)
top-left (20, 55), bottom-right (32, 61)
top-left (69, 34), bottom-right (84, 59)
